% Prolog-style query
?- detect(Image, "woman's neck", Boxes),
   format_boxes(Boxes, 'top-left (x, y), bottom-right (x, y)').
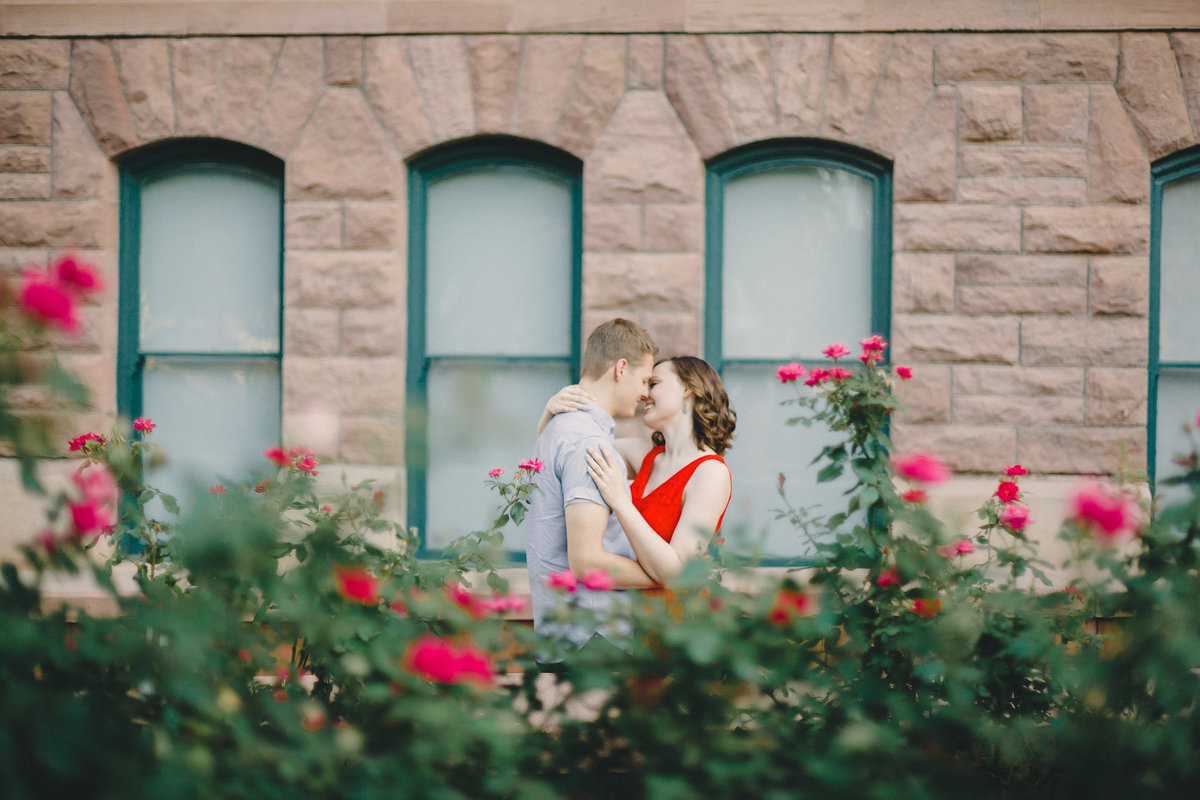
top-left (658, 416), bottom-right (707, 460)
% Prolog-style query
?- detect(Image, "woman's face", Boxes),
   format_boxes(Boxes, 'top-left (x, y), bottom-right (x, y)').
top-left (641, 362), bottom-right (689, 430)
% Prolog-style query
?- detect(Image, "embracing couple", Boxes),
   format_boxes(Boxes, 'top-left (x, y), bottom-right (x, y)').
top-left (525, 318), bottom-right (736, 661)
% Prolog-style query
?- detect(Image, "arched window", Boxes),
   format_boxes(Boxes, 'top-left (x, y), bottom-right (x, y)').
top-left (706, 139), bottom-right (892, 562)
top-left (407, 137), bottom-right (582, 555)
top-left (1150, 146), bottom-right (1200, 495)
top-left (118, 139), bottom-right (283, 504)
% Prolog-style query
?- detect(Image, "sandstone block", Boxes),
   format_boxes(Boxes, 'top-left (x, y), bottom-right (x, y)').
top-left (466, 36), bottom-right (520, 133)
top-left (707, 34), bottom-right (777, 143)
top-left (643, 203), bottom-right (702, 252)
top-left (958, 144), bottom-right (1087, 177)
top-left (363, 38), bottom-right (431, 158)
top-left (958, 84), bottom-right (1021, 143)
top-left (0, 173), bottom-right (50, 199)
top-left (892, 314), bottom-right (1020, 364)
top-left (171, 38), bottom-right (222, 136)
top-left (664, 34), bottom-right (736, 159)
top-left (628, 310), bottom-right (699, 359)
top-left (893, 252), bottom-right (955, 313)
top-left (324, 36), bottom-right (362, 86)
top-left (583, 252), bottom-right (702, 311)
top-left (935, 34), bottom-right (1118, 82)
top-left (344, 202), bottom-right (402, 250)
top-left (0, 90), bottom-right (51, 145)
top-left (1018, 426), bottom-right (1145, 474)
top-left (953, 365), bottom-right (1085, 397)
top-left (821, 34), bottom-right (888, 142)
top-left (1087, 85), bottom-right (1150, 204)
top-left (0, 145), bottom-right (50, 172)
top-left (893, 363), bottom-right (952, 424)
top-left (285, 202), bottom-right (342, 249)
top-left (1117, 33), bottom-right (1195, 160)
top-left (1087, 368), bottom-right (1147, 426)
top-left (860, 34), bottom-right (934, 157)
top-left (339, 414), bottom-right (404, 465)
top-left (52, 92), bottom-right (112, 200)
top-left (216, 38), bottom-right (281, 143)
top-left (0, 248), bottom-right (49, 276)
top-left (958, 285), bottom-right (1087, 315)
top-left (1020, 317), bottom-right (1148, 367)
top-left (409, 35), bottom-right (474, 141)
top-left (894, 87), bottom-right (956, 202)
top-left (1023, 205), bottom-right (1148, 255)
top-left (0, 40), bottom-right (70, 89)
top-left (891, 423), bottom-right (1017, 473)
top-left (285, 252), bottom-right (400, 308)
top-left (287, 89), bottom-right (401, 200)
top-left (894, 203), bottom-right (1021, 253)
top-left (1089, 256), bottom-right (1149, 317)
top-left (584, 203), bottom-right (641, 252)
top-left (1024, 84), bottom-right (1087, 144)
top-left (284, 357), bottom-right (404, 416)
top-left (281, 411), bottom-right (339, 460)
top-left (956, 254), bottom-right (1088, 287)
top-left (954, 394), bottom-right (1084, 426)
top-left (628, 35), bottom-right (663, 89)
top-left (771, 34), bottom-right (827, 137)
top-left (284, 307), bottom-right (341, 356)
top-left (958, 176), bottom-right (1086, 204)
top-left (584, 135), bottom-right (702, 204)
top-left (1173, 33), bottom-right (1200, 141)
top-left (255, 37), bottom-right (324, 157)
top-left (111, 39), bottom-right (174, 142)
top-left (556, 36), bottom-right (626, 157)
top-left (604, 90), bottom-right (690, 138)
top-left (514, 35), bottom-right (584, 144)
top-left (342, 307), bottom-right (402, 356)
top-left (0, 202), bottom-right (111, 248)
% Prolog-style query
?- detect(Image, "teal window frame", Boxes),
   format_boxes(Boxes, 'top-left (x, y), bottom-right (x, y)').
top-left (1148, 145), bottom-right (1200, 488)
top-left (116, 138), bottom-right (285, 455)
top-left (406, 136), bottom-right (583, 560)
top-left (704, 138), bottom-right (893, 565)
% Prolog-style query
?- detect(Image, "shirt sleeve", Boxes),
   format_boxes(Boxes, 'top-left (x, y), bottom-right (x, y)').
top-left (559, 433), bottom-right (611, 509)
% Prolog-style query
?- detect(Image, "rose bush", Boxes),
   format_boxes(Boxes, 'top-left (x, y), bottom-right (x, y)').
top-left (2, 268), bottom-right (1200, 799)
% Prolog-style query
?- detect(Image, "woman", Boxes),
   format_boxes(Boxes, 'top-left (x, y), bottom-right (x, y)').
top-left (540, 356), bottom-right (736, 585)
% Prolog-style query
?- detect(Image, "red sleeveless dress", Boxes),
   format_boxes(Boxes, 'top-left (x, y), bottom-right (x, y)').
top-left (630, 446), bottom-right (731, 543)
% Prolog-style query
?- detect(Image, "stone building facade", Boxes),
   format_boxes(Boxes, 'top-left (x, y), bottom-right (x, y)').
top-left (2, 1), bottom-right (1200, 576)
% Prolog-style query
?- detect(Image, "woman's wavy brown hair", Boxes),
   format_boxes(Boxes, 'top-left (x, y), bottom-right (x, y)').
top-left (650, 356), bottom-right (737, 456)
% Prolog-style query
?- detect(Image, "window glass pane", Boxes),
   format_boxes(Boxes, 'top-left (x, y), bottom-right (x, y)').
top-left (1161, 173), bottom-right (1200, 362)
top-left (426, 165), bottom-right (572, 357)
top-left (723, 166), bottom-right (874, 360)
top-left (424, 361), bottom-right (571, 551)
top-left (1155, 369), bottom-right (1200, 500)
top-left (720, 363), bottom-right (862, 560)
top-left (140, 165), bottom-right (281, 354)
top-left (142, 358), bottom-right (281, 504)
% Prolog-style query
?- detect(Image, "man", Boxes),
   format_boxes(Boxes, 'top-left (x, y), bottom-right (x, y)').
top-left (525, 318), bottom-right (659, 656)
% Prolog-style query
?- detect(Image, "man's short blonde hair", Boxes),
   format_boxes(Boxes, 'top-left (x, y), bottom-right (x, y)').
top-left (579, 318), bottom-right (658, 379)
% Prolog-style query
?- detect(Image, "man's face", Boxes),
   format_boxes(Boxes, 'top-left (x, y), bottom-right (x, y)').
top-left (617, 354), bottom-right (655, 418)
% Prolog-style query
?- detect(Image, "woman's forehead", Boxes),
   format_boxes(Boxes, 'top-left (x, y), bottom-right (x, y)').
top-left (652, 362), bottom-right (677, 379)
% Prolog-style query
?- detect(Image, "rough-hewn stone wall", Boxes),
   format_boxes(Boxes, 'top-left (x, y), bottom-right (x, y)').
top-left (2, 31), bottom-right (1199, 549)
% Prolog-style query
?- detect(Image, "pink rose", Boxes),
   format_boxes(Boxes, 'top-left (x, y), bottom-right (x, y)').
top-left (804, 367), bottom-right (830, 387)
top-left (767, 588), bottom-right (812, 624)
top-left (295, 456), bottom-right (319, 475)
top-left (518, 458), bottom-right (545, 474)
top-left (827, 367), bottom-right (853, 381)
top-left (1005, 464), bottom-right (1028, 477)
top-left (892, 451), bottom-right (951, 484)
top-left (875, 567), bottom-right (900, 588)
top-left (208, 484), bottom-right (228, 496)
top-left (938, 538), bottom-right (975, 558)
top-left (264, 446), bottom-right (289, 467)
top-left (488, 468), bottom-right (504, 478)
top-left (547, 569), bottom-right (578, 592)
top-left (1069, 483), bottom-right (1139, 545)
top-left (580, 569), bottom-right (613, 592)
top-left (402, 635), bottom-right (494, 687)
top-left (479, 593), bottom-right (527, 614)
top-left (67, 432), bottom-right (105, 452)
top-left (859, 335), bottom-right (887, 365)
top-left (52, 254), bottom-right (103, 295)
top-left (68, 500), bottom-right (115, 538)
top-left (901, 489), bottom-right (928, 504)
top-left (913, 598), bottom-right (942, 618)
top-left (73, 464), bottom-right (118, 507)
top-left (19, 270), bottom-right (79, 333)
top-left (132, 417), bottom-right (155, 433)
top-left (446, 583), bottom-right (487, 619)
top-left (1000, 504), bottom-right (1030, 533)
top-left (822, 342), bottom-right (851, 360)
top-left (334, 566), bottom-right (381, 605)
top-left (896, 366), bottom-right (912, 380)
top-left (776, 362), bottom-right (807, 383)
top-left (288, 445), bottom-right (316, 460)
top-left (995, 481), bottom-right (1020, 504)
